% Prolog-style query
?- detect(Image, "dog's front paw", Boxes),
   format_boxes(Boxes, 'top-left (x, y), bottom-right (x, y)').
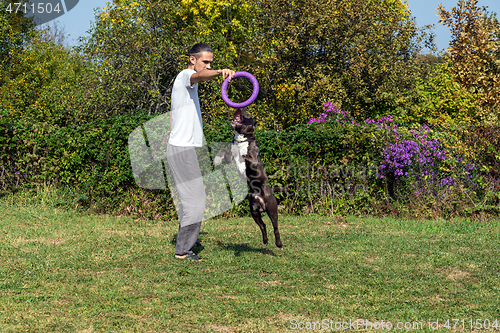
top-left (237, 159), bottom-right (246, 174)
top-left (214, 155), bottom-right (223, 166)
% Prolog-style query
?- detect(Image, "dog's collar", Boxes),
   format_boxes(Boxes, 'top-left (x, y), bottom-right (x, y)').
top-left (233, 130), bottom-right (256, 143)
top-left (233, 137), bottom-right (256, 143)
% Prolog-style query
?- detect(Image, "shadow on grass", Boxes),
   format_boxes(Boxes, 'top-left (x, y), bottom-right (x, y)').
top-left (169, 231), bottom-right (276, 256)
top-left (216, 241), bottom-right (277, 257)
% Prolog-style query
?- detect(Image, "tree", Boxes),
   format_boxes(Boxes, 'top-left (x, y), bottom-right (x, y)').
top-left (242, 0), bottom-right (431, 129)
top-left (37, 21), bottom-right (70, 47)
top-left (0, 1), bottom-right (80, 126)
top-left (0, 0), bottom-right (36, 86)
top-left (405, 61), bottom-right (482, 125)
top-left (72, 0), bottom-right (256, 123)
top-left (0, 32), bottom-right (85, 125)
top-left (438, 0), bottom-right (500, 124)
top-left (67, 0), bottom-right (432, 129)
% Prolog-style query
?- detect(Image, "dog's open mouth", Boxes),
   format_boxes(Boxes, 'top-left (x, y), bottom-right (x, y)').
top-left (231, 108), bottom-right (243, 126)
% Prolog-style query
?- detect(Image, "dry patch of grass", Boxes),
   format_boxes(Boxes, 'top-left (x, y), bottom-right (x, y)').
top-left (438, 267), bottom-right (470, 280)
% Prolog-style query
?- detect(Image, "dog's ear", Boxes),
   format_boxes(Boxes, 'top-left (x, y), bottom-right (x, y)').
top-left (242, 115), bottom-right (255, 126)
top-left (254, 121), bottom-right (258, 128)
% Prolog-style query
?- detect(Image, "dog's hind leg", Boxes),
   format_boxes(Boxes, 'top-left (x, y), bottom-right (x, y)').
top-left (250, 208), bottom-right (268, 246)
top-left (266, 202), bottom-right (282, 248)
top-left (263, 194), bottom-right (282, 248)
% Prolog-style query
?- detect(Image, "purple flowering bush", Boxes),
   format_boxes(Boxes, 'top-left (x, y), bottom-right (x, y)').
top-left (379, 126), bottom-right (446, 179)
top-left (308, 103), bottom-right (358, 125)
top-left (305, 103), bottom-right (498, 218)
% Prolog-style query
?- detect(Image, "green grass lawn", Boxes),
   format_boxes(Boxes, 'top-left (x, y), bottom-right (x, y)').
top-left (0, 201), bottom-right (499, 332)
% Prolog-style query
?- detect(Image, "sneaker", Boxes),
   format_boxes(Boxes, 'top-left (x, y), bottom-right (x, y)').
top-left (174, 252), bottom-right (202, 261)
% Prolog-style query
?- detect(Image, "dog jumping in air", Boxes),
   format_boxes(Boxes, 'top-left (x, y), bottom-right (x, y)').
top-left (214, 108), bottom-right (283, 248)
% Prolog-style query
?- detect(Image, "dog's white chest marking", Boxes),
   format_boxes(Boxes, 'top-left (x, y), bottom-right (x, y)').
top-left (232, 132), bottom-right (248, 174)
top-left (252, 194), bottom-right (266, 212)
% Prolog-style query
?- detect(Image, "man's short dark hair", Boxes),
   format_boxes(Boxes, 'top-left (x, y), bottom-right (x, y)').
top-left (188, 43), bottom-right (213, 60)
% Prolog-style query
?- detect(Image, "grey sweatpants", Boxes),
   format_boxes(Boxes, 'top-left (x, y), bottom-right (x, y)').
top-left (166, 143), bottom-right (206, 255)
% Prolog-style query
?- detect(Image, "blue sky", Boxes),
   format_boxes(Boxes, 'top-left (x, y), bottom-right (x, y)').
top-left (51, 0), bottom-right (500, 53)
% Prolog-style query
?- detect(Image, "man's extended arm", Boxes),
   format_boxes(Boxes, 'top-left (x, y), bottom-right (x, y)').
top-left (190, 69), bottom-right (235, 86)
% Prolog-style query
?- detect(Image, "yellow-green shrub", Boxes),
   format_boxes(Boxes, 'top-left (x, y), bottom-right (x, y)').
top-left (396, 61), bottom-right (483, 125)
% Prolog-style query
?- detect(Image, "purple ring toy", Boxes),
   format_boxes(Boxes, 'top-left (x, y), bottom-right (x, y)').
top-left (221, 71), bottom-right (259, 108)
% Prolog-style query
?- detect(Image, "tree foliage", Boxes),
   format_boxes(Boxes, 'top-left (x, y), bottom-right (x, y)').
top-left (68, 0), bottom-right (429, 129)
top-left (71, 0), bottom-right (256, 123)
top-left (0, 2), bottom-right (82, 126)
top-left (0, 0), bottom-right (36, 85)
top-left (73, 0), bottom-right (182, 119)
top-left (438, 0), bottom-right (500, 124)
top-left (0, 31), bottom-right (85, 125)
top-left (176, 0), bottom-right (257, 64)
top-left (403, 61), bottom-right (482, 125)
top-left (37, 21), bottom-right (70, 47)
top-left (241, 0), bottom-right (431, 129)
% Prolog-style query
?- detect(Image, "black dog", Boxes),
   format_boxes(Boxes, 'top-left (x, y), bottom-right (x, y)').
top-left (214, 108), bottom-right (283, 248)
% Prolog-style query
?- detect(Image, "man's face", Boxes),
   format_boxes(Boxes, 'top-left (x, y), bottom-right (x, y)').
top-left (190, 51), bottom-right (213, 72)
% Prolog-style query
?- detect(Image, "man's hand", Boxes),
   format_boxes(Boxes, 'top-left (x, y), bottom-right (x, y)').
top-left (219, 69), bottom-right (236, 82)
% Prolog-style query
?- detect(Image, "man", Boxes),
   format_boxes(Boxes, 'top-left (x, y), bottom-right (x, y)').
top-left (167, 43), bottom-right (235, 261)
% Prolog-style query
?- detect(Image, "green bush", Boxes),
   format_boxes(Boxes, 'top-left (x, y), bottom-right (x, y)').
top-left (0, 111), bottom-right (177, 219)
top-left (2, 106), bottom-right (499, 220)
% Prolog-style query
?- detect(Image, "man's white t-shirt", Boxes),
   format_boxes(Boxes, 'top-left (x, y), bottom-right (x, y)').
top-left (168, 69), bottom-right (204, 147)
